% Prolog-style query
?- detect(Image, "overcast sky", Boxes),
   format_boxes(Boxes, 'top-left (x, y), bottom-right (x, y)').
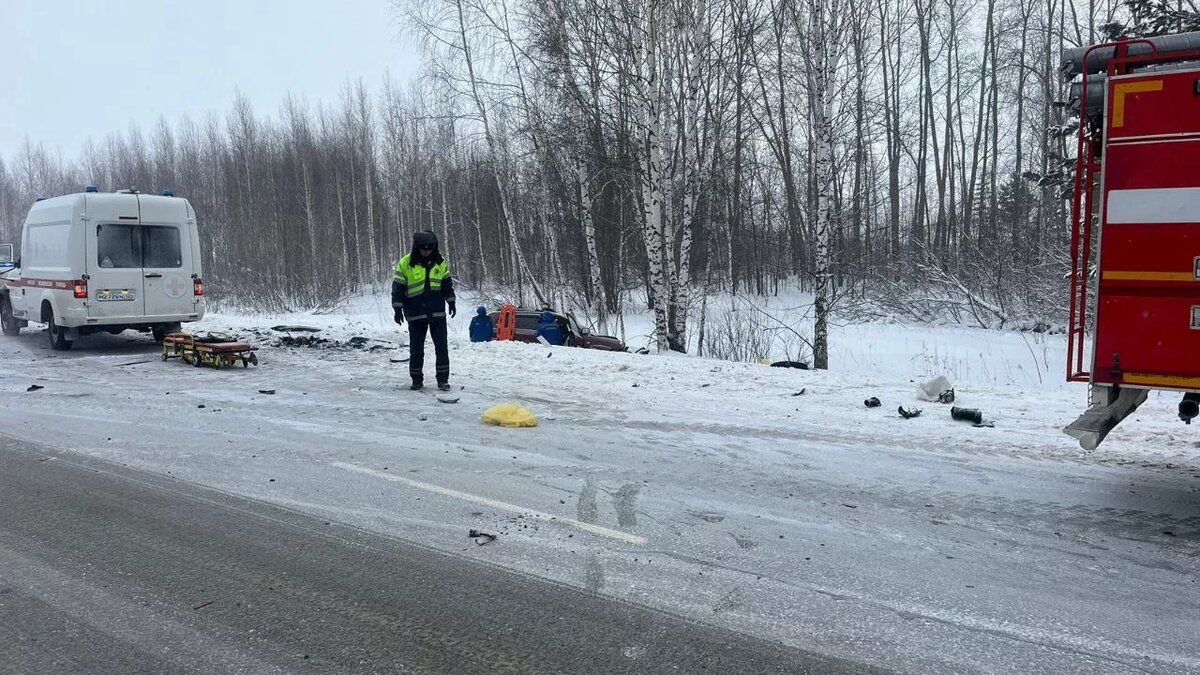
top-left (1, 0), bottom-right (423, 161)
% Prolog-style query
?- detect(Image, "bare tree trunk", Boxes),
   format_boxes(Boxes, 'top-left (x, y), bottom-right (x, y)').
top-left (453, 0), bottom-right (545, 304)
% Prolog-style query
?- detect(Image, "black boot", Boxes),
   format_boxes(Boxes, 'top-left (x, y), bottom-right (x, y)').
top-left (1179, 393), bottom-right (1200, 424)
top-left (437, 382), bottom-right (451, 392)
top-left (410, 381), bottom-right (424, 391)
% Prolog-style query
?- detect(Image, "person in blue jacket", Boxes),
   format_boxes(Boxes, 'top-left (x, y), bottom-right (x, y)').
top-left (536, 311), bottom-right (566, 346)
top-left (469, 306), bottom-right (495, 342)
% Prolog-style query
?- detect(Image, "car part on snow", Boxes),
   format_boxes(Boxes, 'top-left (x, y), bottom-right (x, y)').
top-left (26, 384), bottom-right (43, 392)
top-left (938, 388), bottom-right (956, 404)
top-left (864, 396), bottom-right (881, 408)
top-left (1179, 393), bottom-right (1200, 424)
top-left (436, 394), bottom-right (460, 404)
top-left (258, 389), bottom-right (275, 395)
top-left (898, 406), bottom-right (922, 419)
top-left (770, 360), bottom-right (809, 369)
top-left (482, 403), bottom-right (539, 428)
top-left (469, 529), bottom-right (497, 545)
top-left (390, 357), bottom-right (410, 363)
top-left (163, 332), bottom-right (258, 369)
top-left (792, 389), bottom-right (806, 396)
top-left (918, 375), bottom-right (953, 401)
top-left (951, 407), bottom-right (983, 424)
top-left (270, 325), bottom-right (321, 333)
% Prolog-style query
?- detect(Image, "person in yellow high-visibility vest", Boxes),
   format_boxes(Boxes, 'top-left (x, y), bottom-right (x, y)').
top-left (391, 230), bottom-right (456, 391)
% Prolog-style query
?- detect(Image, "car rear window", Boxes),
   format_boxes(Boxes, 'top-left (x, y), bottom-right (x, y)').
top-left (97, 224), bottom-right (141, 268)
top-left (142, 226), bottom-right (182, 268)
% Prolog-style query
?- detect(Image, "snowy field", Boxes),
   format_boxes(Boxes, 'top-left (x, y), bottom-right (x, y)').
top-left (1, 292), bottom-right (1198, 674)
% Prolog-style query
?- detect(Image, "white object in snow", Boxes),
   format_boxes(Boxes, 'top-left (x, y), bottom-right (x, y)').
top-left (917, 375), bottom-right (953, 401)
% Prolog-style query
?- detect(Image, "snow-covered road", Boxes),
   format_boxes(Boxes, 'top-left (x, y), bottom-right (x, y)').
top-left (1, 309), bottom-right (1197, 674)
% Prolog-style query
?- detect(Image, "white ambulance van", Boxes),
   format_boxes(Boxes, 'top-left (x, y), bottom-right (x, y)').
top-left (0, 188), bottom-right (206, 350)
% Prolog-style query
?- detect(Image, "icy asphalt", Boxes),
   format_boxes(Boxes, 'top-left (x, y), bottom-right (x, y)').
top-left (0, 319), bottom-right (1197, 674)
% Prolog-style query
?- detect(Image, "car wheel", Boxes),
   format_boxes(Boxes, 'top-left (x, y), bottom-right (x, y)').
top-left (152, 327), bottom-right (166, 343)
top-left (47, 313), bottom-right (73, 351)
top-left (1, 297), bottom-right (19, 337)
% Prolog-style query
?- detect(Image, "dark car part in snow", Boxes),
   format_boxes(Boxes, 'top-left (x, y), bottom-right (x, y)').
top-left (792, 389), bottom-right (806, 396)
top-left (258, 389), bottom-right (276, 395)
top-left (770, 360), bottom-right (809, 370)
top-left (951, 407), bottom-right (983, 424)
top-left (26, 384), bottom-right (43, 392)
top-left (898, 406), bottom-right (922, 419)
top-left (270, 325), bottom-right (322, 333)
top-left (1179, 393), bottom-right (1200, 424)
top-left (468, 529), bottom-right (497, 545)
top-left (864, 397), bottom-right (881, 408)
top-left (938, 388), bottom-right (956, 404)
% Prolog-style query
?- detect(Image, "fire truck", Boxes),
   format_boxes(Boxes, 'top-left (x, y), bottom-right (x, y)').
top-left (1061, 31), bottom-right (1200, 449)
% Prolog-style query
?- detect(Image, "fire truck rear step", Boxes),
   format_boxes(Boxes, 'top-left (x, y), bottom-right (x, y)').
top-left (1064, 386), bottom-right (1149, 451)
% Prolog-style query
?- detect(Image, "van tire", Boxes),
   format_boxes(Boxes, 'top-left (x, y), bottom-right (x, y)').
top-left (47, 313), bottom-right (73, 351)
top-left (1, 297), bottom-right (19, 337)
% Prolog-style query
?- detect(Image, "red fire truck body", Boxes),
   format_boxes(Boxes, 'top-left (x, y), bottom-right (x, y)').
top-left (1064, 35), bottom-right (1200, 448)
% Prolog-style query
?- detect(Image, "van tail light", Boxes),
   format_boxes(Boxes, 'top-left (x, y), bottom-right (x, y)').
top-left (73, 279), bottom-right (88, 299)
top-left (193, 277), bottom-right (205, 296)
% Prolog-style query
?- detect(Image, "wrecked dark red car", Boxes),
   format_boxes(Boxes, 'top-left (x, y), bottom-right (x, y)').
top-left (488, 309), bottom-right (627, 352)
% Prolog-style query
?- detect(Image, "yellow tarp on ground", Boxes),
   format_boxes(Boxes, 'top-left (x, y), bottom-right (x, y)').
top-left (481, 403), bottom-right (539, 428)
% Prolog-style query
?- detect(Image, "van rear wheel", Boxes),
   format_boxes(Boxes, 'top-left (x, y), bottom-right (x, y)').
top-left (1, 297), bottom-right (19, 337)
top-left (47, 314), bottom-right (73, 351)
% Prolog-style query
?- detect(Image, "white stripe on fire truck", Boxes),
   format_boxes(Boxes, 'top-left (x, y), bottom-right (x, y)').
top-left (1107, 187), bottom-right (1200, 224)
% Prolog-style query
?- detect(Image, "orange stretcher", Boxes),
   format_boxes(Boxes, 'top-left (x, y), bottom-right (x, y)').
top-left (162, 332), bottom-right (258, 369)
top-left (495, 303), bottom-right (516, 341)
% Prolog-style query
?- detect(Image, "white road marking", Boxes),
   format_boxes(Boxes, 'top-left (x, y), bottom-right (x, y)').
top-left (331, 461), bottom-right (647, 545)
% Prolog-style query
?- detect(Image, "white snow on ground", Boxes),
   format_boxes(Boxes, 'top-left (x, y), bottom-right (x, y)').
top-left (1, 291), bottom-right (1198, 674)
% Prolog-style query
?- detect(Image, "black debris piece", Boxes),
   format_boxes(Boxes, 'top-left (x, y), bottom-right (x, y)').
top-left (898, 406), bottom-right (922, 419)
top-left (270, 325), bottom-right (321, 333)
top-left (197, 404), bottom-right (206, 409)
top-left (864, 396), bottom-right (881, 408)
top-left (468, 529), bottom-right (497, 546)
top-left (951, 407), bottom-right (984, 424)
top-left (938, 388), bottom-right (956, 404)
top-left (390, 357), bottom-right (410, 363)
top-left (792, 389), bottom-right (807, 396)
top-left (258, 389), bottom-right (276, 395)
top-left (26, 385), bottom-right (43, 392)
top-left (770, 360), bottom-right (809, 370)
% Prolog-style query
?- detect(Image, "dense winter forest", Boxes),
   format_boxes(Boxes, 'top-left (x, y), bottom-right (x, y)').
top-left (1, 0), bottom-right (1196, 359)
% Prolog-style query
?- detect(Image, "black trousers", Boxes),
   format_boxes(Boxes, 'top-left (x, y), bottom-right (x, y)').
top-left (408, 317), bottom-right (449, 385)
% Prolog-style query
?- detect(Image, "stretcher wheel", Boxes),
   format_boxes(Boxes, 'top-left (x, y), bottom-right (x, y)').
top-left (249, 352), bottom-right (258, 366)
top-left (192, 349), bottom-right (202, 367)
top-left (161, 351), bottom-right (168, 361)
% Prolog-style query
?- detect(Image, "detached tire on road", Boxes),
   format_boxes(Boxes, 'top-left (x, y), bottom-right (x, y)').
top-left (1, 297), bottom-right (20, 337)
top-left (47, 313), bottom-right (73, 351)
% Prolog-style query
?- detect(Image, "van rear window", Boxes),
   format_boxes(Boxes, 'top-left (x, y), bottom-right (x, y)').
top-left (97, 224), bottom-right (141, 268)
top-left (142, 226), bottom-right (182, 268)
top-left (96, 224), bottom-right (182, 269)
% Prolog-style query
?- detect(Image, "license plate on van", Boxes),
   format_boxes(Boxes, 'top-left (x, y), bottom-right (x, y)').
top-left (97, 289), bottom-right (136, 302)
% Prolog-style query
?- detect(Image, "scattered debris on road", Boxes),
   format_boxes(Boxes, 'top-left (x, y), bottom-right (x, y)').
top-left (898, 406), bottom-right (923, 419)
top-left (270, 325), bottom-right (321, 333)
top-left (258, 389), bottom-right (276, 395)
top-left (864, 396), bottom-right (881, 408)
top-left (192, 600), bottom-right (216, 610)
top-left (469, 529), bottom-right (497, 545)
top-left (26, 384), bottom-right (43, 392)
